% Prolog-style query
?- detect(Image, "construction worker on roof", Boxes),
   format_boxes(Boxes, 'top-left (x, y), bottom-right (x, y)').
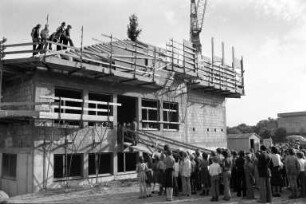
top-left (39, 24), bottom-right (49, 53)
top-left (31, 24), bottom-right (41, 56)
top-left (48, 22), bottom-right (66, 50)
top-left (60, 25), bottom-right (74, 49)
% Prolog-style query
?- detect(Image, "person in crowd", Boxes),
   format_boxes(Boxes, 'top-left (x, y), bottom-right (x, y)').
top-left (190, 154), bottom-right (197, 194)
top-left (157, 153), bottom-right (166, 195)
top-left (235, 151), bottom-right (246, 197)
top-left (230, 151), bottom-right (238, 192)
top-left (209, 156), bottom-right (222, 202)
top-left (60, 25), bottom-right (74, 49)
top-left (164, 149), bottom-right (175, 201)
top-left (222, 149), bottom-right (232, 201)
top-left (216, 148), bottom-right (224, 195)
top-left (173, 155), bottom-right (180, 196)
top-left (39, 24), bottom-right (49, 53)
top-left (285, 148), bottom-right (300, 199)
top-left (181, 151), bottom-right (191, 196)
top-left (151, 154), bottom-right (159, 194)
top-left (297, 151), bottom-right (306, 197)
top-left (200, 152), bottom-right (210, 196)
top-left (136, 156), bottom-right (148, 199)
top-left (31, 24), bottom-right (41, 55)
top-left (244, 154), bottom-right (255, 199)
top-left (258, 145), bottom-right (272, 203)
top-left (253, 152), bottom-right (260, 189)
top-left (144, 154), bottom-right (153, 197)
top-left (270, 146), bottom-right (283, 197)
top-left (194, 150), bottom-right (203, 191)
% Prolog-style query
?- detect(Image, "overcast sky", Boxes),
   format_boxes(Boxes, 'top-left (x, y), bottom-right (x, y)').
top-left (1, 0), bottom-right (306, 126)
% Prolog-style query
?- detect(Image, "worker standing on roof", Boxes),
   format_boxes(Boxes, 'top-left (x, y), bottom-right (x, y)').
top-left (60, 25), bottom-right (74, 49)
top-left (39, 24), bottom-right (49, 53)
top-left (31, 24), bottom-right (41, 56)
top-left (48, 22), bottom-right (66, 50)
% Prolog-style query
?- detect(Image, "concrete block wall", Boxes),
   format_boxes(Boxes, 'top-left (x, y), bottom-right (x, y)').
top-left (2, 77), bottom-right (34, 110)
top-left (0, 124), bottom-right (33, 148)
top-left (187, 90), bottom-right (227, 148)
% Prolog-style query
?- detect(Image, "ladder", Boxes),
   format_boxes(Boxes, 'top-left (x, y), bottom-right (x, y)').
top-left (124, 129), bottom-right (211, 154)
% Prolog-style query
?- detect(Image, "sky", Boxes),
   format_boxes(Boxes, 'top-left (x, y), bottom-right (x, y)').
top-left (1, 0), bottom-right (306, 127)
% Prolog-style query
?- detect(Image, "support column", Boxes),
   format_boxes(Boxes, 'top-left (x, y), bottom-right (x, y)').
top-left (113, 94), bottom-right (118, 176)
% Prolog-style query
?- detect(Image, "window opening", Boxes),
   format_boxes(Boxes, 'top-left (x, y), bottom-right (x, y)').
top-left (141, 99), bottom-right (159, 130)
top-left (88, 153), bottom-right (113, 175)
top-left (2, 153), bottom-right (17, 179)
top-left (163, 101), bottom-right (179, 130)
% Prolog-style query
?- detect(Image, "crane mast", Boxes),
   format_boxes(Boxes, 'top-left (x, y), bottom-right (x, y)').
top-left (190, 0), bottom-right (208, 54)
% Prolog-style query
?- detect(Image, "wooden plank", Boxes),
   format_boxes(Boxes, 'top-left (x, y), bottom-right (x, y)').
top-left (39, 112), bottom-right (113, 121)
top-left (4, 50), bottom-right (34, 55)
top-left (0, 101), bottom-right (57, 107)
top-left (0, 110), bottom-right (40, 118)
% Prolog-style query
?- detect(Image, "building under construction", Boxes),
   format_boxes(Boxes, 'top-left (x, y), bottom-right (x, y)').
top-left (0, 2), bottom-right (244, 196)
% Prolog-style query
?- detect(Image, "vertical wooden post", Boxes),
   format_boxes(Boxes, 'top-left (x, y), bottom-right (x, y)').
top-left (133, 43), bottom-right (137, 79)
top-left (109, 34), bottom-right (113, 75)
top-left (241, 56), bottom-right (245, 95)
top-left (152, 47), bottom-right (156, 82)
top-left (222, 42), bottom-right (225, 66)
top-left (171, 39), bottom-right (174, 71)
top-left (232, 46), bottom-right (237, 91)
top-left (211, 37), bottom-right (215, 85)
top-left (80, 26), bottom-right (84, 69)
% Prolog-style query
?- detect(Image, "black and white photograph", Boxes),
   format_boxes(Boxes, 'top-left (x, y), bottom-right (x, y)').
top-left (0, 0), bottom-right (306, 203)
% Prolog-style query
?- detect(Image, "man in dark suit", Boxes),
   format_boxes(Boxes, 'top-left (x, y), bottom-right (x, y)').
top-left (257, 145), bottom-right (272, 203)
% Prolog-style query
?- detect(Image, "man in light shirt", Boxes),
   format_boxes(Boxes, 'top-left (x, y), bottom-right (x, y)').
top-left (209, 156), bottom-right (222, 202)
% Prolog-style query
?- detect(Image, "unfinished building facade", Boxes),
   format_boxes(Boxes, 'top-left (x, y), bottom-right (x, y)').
top-left (0, 36), bottom-right (244, 195)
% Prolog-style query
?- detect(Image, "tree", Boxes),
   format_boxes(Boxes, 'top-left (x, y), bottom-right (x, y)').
top-left (127, 14), bottom-right (142, 42)
top-left (273, 127), bottom-right (287, 143)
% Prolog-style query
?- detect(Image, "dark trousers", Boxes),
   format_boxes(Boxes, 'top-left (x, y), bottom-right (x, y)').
top-left (32, 38), bottom-right (39, 55)
top-left (236, 171), bottom-right (246, 197)
top-left (259, 177), bottom-right (272, 202)
top-left (191, 172), bottom-right (197, 193)
top-left (211, 175), bottom-right (220, 198)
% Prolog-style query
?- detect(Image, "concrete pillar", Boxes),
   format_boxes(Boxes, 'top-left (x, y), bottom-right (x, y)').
top-left (113, 94), bottom-right (118, 176)
top-left (137, 97), bottom-right (142, 129)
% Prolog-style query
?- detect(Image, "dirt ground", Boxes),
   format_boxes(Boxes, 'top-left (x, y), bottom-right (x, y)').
top-left (8, 180), bottom-right (306, 204)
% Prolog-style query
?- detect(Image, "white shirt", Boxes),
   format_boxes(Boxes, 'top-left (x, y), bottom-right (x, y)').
top-left (297, 158), bottom-right (306, 172)
top-left (209, 162), bottom-right (222, 176)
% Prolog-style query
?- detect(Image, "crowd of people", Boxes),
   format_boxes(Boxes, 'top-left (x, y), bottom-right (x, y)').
top-left (31, 22), bottom-right (74, 55)
top-left (136, 143), bottom-right (306, 202)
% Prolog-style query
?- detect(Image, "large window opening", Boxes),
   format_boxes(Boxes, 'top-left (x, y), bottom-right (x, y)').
top-left (141, 99), bottom-right (159, 130)
top-left (88, 153), bottom-right (113, 175)
top-left (54, 88), bottom-right (83, 114)
top-left (2, 153), bottom-right (17, 179)
top-left (117, 152), bottom-right (138, 172)
top-left (163, 102), bottom-right (179, 130)
top-left (54, 88), bottom-right (83, 126)
top-left (54, 154), bottom-right (83, 179)
top-left (117, 96), bottom-right (137, 125)
top-left (88, 93), bottom-right (113, 127)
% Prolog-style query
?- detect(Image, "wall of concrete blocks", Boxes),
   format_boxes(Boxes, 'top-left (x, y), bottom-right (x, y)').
top-left (278, 115), bottom-right (306, 135)
top-left (187, 90), bottom-right (227, 148)
top-left (2, 76), bottom-right (34, 110)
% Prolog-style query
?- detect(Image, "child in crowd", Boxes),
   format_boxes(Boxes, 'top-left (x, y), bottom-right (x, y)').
top-left (136, 156), bottom-right (148, 199)
top-left (209, 156), bottom-right (222, 202)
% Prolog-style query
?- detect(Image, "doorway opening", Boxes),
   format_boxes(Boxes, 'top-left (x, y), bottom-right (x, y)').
top-left (117, 95), bottom-right (138, 125)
